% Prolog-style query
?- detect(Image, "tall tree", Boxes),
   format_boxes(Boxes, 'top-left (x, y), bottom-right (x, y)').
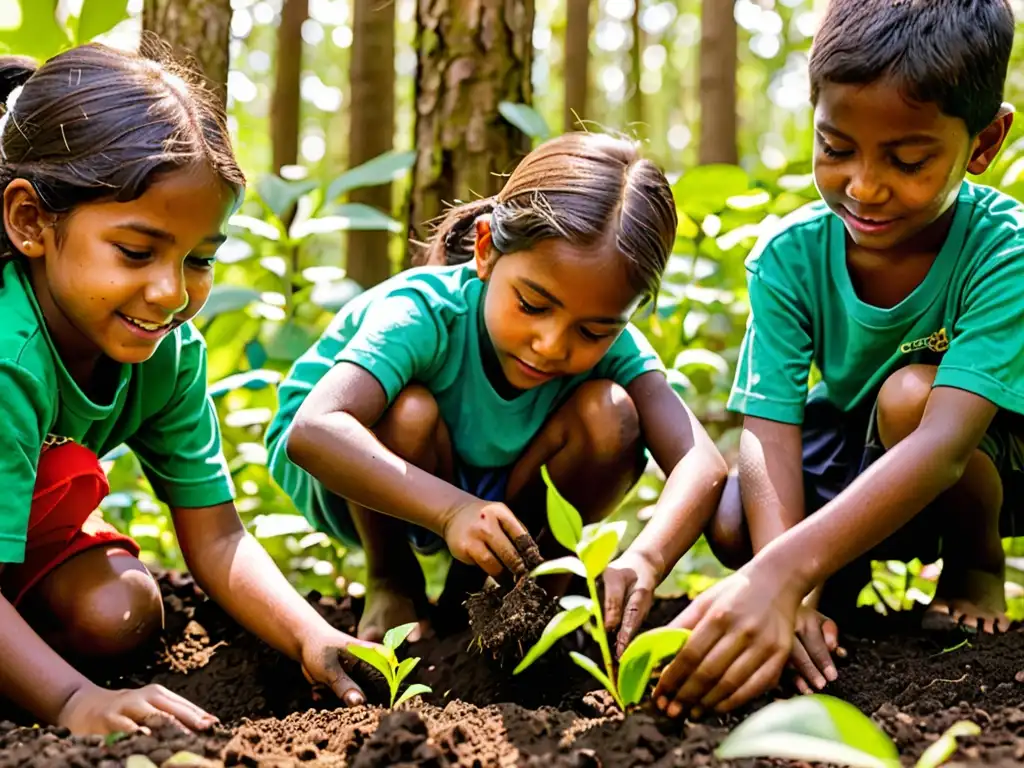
top-left (628, 0), bottom-right (643, 130)
top-left (272, 0), bottom-right (307, 175)
top-left (406, 0), bottom-right (536, 267)
top-left (698, 0), bottom-right (738, 164)
top-left (563, 0), bottom-right (590, 133)
top-left (347, 0), bottom-right (396, 288)
top-left (142, 0), bottom-right (232, 105)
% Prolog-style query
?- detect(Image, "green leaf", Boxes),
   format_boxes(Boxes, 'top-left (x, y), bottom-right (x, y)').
top-left (916, 721), bottom-right (979, 768)
top-left (559, 595), bottom-right (593, 611)
top-left (197, 286), bottom-right (260, 320)
top-left (569, 651), bottom-right (621, 707)
top-left (257, 175), bottom-right (317, 222)
top-left (75, 0), bottom-right (129, 43)
top-left (513, 605), bottom-right (592, 674)
top-left (104, 731), bottom-right (129, 746)
top-left (394, 683), bottom-right (432, 708)
top-left (716, 695), bottom-right (899, 768)
top-left (672, 165), bottom-right (750, 220)
top-left (0, 1), bottom-right (71, 60)
top-left (541, 465), bottom-right (582, 552)
top-left (346, 645), bottom-right (395, 686)
top-left (530, 556), bottom-right (587, 579)
top-left (310, 278), bottom-right (363, 311)
top-left (291, 205), bottom-right (402, 237)
top-left (263, 321), bottom-right (318, 362)
top-left (498, 101), bottom-right (551, 140)
top-left (209, 369), bottom-right (282, 397)
top-left (324, 149), bottom-right (416, 204)
top-left (617, 627), bottom-right (690, 706)
top-left (673, 348), bottom-right (730, 376)
top-left (383, 622), bottom-right (417, 653)
top-left (229, 214), bottom-right (282, 241)
top-left (576, 521), bottom-right (627, 578)
top-left (394, 656), bottom-right (420, 685)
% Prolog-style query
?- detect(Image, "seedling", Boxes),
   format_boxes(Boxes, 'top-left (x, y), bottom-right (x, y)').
top-left (512, 467), bottom-right (689, 710)
top-left (716, 694), bottom-right (979, 768)
top-left (346, 623), bottom-right (432, 708)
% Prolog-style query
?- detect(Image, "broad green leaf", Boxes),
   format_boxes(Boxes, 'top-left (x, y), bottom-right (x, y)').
top-left (569, 651), bottom-right (621, 707)
top-left (617, 627), bottom-right (690, 706)
top-left (0, 1), bottom-right (70, 60)
top-left (513, 605), bottom-right (592, 674)
top-left (677, 211), bottom-right (700, 240)
top-left (324, 149), bottom-right (417, 204)
top-left (716, 695), bottom-right (899, 768)
top-left (257, 175), bottom-right (317, 222)
top-left (263, 321), bottom-right (318, 362)
top-left (197, 286), bottom-right (260, 320)
top-left (383, 622), bottom-right (417, 652)
top-left (672, 348), bottom-right (730, 375)
top-left (498, 101), bottom-right (550, 140)
top-left (124, 757), bottom-right (159, 768)
top-left (394, 656), bottom-right (420, 685)
top-left (251, 513), bottom-right (311, 539)
top-left (530, 556), bottom-right (587, 579)
top-left (209, 369), bottom-right (282, 397)
top-left (310, 278), bottom-right (364, 311)
top-left (75, 0), bottom-right (130, 43)
top-left (559, 595), bottom-right (593, 611)
top-left (576, 521), bottom-right (627, 578)
top-left (541, 465), bottom-right (583, 552)
top-left (229, 214), bottom-right (282, 241)
top-left (346, 645), bottom-right (395, 686)
top-left (394, 683), bottom-right (432, 708)
top-left (916, 721), bottom-right (979, 768)
top-left (672, 165), bottom-right (750, 220)
top-left (290, 205), bottom-right (402, 238)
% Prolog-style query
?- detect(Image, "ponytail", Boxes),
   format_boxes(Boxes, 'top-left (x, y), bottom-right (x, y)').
top-left (0, 56), bottom-right (37, 113)
top-left (419, 196), bottom-right (498, 267)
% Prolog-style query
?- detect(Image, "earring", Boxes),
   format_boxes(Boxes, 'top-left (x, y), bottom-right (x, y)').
top-left (21, 240), bottom-right (31, 250)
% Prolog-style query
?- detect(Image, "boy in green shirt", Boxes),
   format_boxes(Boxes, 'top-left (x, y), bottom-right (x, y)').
top-left (613, 0), bottom-right (1024, 716)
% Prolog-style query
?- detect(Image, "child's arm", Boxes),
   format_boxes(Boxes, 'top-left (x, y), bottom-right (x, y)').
top-left (653, 385), bottom-right (997, 715)
top-left (287, 362), bottom-right (533, 578)
top-left (735, 416), bottom-right (805, 554)
top-left (0, 586), bottom-right (214, 734)
top-left (171, 501), bottom-right (377, 705)
top-left (602, 371), bottom-right (728, 653)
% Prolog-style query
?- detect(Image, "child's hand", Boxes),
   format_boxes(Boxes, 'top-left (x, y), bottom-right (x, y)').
top-left (602, 550), bottom-right (662, 657)
top-left (299, 627), bottom-right (378, 706)
top-left (442, 500), bottom-right (534, 578)
top-left (790, 606), bottom-right (844, 694)
top-left (57, 682), bottom-right (217, 736)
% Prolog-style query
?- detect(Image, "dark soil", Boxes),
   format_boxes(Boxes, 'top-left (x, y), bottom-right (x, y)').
top-left (3, 572), bottom-right (1024, 767)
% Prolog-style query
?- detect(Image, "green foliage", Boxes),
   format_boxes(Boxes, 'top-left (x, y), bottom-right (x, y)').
top-left (716, 694), bottom-right (979, 768)
top-left (513, 469), bottom-right (689, 710)
top-left (499, 101), bottom-right (551, 141)
top-left (346, 623), bottom-right (432, 708)
top-left (0, 0), bottom-right (129, 59)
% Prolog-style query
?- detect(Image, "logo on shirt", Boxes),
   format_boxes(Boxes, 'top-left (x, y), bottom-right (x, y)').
top-left (899, 327), bottom-right (949, 355)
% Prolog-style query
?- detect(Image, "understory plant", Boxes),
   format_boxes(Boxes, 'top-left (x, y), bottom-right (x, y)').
top-left (512, 468), bottom-right (689, 709)
top-left (347, 623), bottom-right (432, 708)
top-left (716, 694), bottom-right (979, 768)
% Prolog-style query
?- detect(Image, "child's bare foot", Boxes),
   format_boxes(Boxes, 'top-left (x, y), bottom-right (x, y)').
top-left (923, 567), bottom-right (1008, 634)
top-left (357, 579), bottom-right (432, 643)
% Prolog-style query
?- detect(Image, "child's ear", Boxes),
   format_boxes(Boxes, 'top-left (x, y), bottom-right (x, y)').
top-left (474, 217), bottom-right (496, 279)
top-left (967, 102), bottom-right (1015, 175)
top-left (3, 179), bottom-right (50, 258)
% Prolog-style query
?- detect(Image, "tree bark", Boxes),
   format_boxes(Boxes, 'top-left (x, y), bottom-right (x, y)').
top-left (628, 0), bottom-right (643, 130)
top-left (272, 0), bottom-right (307, 174)
top-left (563, 0), bottom-right (589, 133)
top-left (698, 0), bottom-right (738, 165)
top-left (347, 0), bottom-right (397, 289)
top-left (142, 0), bottom-right (232, 105)
top-left (405, 0), bottom-right (536, 267)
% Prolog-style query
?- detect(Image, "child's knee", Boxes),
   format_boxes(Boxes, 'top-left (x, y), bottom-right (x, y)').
top-left (571, 380), bottom-right (641, 462)
top-left (877, 364), bottom-right (937, 448)
top-left (377, 384), bottom-right (441, 457)
top-left (706, 472), bottom-right (752, 570)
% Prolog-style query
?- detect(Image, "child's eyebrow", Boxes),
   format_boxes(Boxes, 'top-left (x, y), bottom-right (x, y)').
top-left (816, 121), bottom-right (940, 148)
top-left (520, 278), bottom-right (627, 325)
top-left (116, 222), bottom-right (228, 245)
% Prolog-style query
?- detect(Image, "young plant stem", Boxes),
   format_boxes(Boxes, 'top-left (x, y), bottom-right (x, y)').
top-left (587, 575), bottom-right (622, 708)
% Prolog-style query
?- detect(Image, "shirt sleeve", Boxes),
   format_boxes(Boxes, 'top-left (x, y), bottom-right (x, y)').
top-left (727, 234), bottom-right (814, 425)
top-left (0, 362), bottom-right (49, 564)
top-left (935, 241), bottom-right (1024, 414)
top-left (126, 330), bottom-right (234, 510)
top-left (591, 323), bottom-right (665, 386)
top-left (334, 290), bottom-right (448, 403)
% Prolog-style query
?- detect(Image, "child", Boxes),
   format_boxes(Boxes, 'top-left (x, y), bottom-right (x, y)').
top-left (626, 0), bottom-right (1024, 717)
top-left (265, 132), bottom-right (729, 642)
top-left (0, 43), bottom-right (375, 736)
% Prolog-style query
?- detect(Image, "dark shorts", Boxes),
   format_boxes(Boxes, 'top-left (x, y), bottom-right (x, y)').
top-left (802, 397), bottom-right (1024, 564)
top-left (311, 460), bottom-right (513, 556)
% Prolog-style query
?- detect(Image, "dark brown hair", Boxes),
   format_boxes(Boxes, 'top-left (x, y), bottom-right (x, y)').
top-left (423, 132), bottom-right (678, 301)
top-left (0, 36), bottom-right (245, 254)
top-left (810, 0), bottom-right (1014, 136)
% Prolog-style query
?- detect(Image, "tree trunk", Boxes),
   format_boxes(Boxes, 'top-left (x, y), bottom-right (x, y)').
top-left (405, 0), bottom-right (536, 267)
top-left (142, 0), bottom-right (232, 105)
top-left (272, 0), bottom-right (307, 174)
top-left (628, 0), bottom-right (643, 130)
top-left (563, 0), bottom-right (589, 133)
top-left (698, 0), bottom-right (737, 165)
top-left (347, 0), bottom-right (396, 289)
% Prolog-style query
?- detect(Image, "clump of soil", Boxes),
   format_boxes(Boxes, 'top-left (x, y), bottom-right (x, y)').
top-left (465, 577), bottom-right (559, 664)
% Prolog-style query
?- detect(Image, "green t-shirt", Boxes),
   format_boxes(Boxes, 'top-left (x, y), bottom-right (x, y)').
top-left (728, 181), bottom-right (1024, 425)
top-left (0, 259), bottom-right (234, 564)
top-left (266, 262), bottom-right (664, 519)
